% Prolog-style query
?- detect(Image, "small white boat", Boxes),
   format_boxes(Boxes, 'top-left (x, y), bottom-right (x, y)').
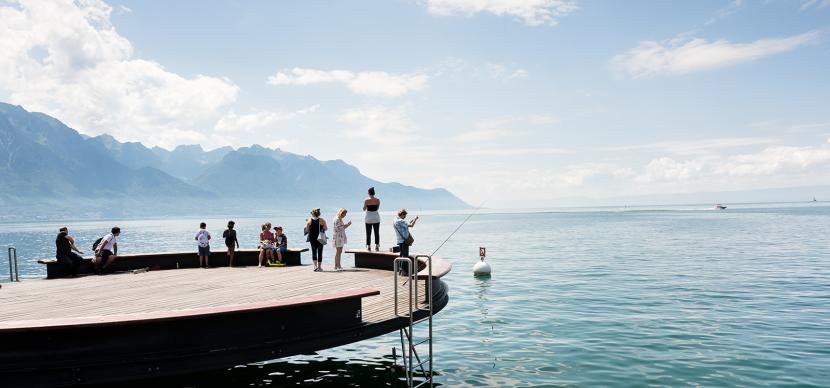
top-left (715, 204), bottom-right (727, 210)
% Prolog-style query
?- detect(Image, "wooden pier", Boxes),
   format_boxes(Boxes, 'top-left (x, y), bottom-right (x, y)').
top-left (0, 250), bottom-right (451, 387)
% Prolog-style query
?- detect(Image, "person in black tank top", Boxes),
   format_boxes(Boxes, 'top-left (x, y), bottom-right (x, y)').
top-left (304, 208), bottom-right (328, 271)
top-left (55, 227), bottom-right (83, 277)
top-left (363, 187), bottom-right (381, 251)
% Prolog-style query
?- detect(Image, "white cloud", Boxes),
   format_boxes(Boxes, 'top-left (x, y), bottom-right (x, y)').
top-left (801, 0), bottom-right (830, 10)
top-left (634, 143), bottom-right (830, 183)
top-left (600, 137), bottom-right (779, 156)
top-left (423, 0), bottom-right (578, 26)
top-left (461, 147), bottom-right (571, 156)
top-left (715, 144), bottom-right (830, 176)
top-left (455, 129), bottom-right (506, 142)
top-left (611, 30), bottom-right (823, 78)
top-left (486, 63), bottom-right (529, 80)
top-left (455, 114), bottom-right (557, 143)
top-left (0, 0), bottom-right (240, 149)
top-left (705, 0), bottom-right (743, 25)
top-left (528, 114), bottom-right (557, 125)
top-left (267, 68), bottom-right (427, 97)
top-left (338, 105), bottom-right (418, 145)
top-left (636, 157), bottom-right (707, 183)
top-left (214, 105), bottom-right (319, 133)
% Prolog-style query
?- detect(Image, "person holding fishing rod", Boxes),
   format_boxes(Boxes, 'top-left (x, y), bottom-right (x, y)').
top-left (394, 209), bottom-right (418, 273)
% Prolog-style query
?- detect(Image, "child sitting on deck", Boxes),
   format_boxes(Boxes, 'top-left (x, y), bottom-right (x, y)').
top-left (270, 226), bottom-right (287, 265)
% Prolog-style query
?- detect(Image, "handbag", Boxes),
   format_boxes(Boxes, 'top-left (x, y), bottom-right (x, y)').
top-left (405, 232), bottom-right (414, 246)
top-left (317, 223), bottom-right (328, 246)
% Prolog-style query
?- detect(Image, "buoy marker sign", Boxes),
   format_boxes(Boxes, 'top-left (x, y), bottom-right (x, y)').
top-left (473, 246), bottom-right (492, 276)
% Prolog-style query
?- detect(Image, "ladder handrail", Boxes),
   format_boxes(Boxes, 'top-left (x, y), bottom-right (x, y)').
top-left (8, 246), bottom-right (19, 282)
top-left (393, 254), bottom-right (435, 388)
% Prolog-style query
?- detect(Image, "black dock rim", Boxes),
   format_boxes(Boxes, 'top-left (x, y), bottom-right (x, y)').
top-left (0, 279), bottom-right (450, 388)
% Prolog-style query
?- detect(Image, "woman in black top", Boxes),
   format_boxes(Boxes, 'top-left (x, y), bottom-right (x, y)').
top-left (363, 187), bottom-right (381, 251)
top-left (304, 208), bottom-right (328, 271)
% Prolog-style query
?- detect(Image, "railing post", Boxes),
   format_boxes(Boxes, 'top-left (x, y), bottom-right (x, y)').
top-left (8, 246), bottom-right (19, 282)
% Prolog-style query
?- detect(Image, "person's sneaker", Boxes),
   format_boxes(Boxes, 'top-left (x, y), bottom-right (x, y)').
top-left (375, 245), bottom-right (380, 252)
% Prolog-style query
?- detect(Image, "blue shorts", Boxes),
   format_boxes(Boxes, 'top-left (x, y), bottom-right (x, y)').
top-left (198, 246), bottom-right (210, 256)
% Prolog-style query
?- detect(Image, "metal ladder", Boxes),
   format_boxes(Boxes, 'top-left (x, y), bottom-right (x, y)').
top-left (393, 254), bottom-right (434, 388)
top-left (7, 247), bottom-right (19, 282)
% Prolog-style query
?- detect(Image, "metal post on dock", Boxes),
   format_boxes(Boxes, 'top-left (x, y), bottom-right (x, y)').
top-left (8, 246), bottom-right (19, 282)
top-left (393, 255), bottom-right (435, 388)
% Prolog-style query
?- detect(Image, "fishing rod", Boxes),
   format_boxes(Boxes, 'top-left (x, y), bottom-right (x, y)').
top-left (428, 201), bottom-right (486, 257)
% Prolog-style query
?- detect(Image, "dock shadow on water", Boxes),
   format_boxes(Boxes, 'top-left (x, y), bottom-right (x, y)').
top-left (114, 353), bottom-right (439, 388)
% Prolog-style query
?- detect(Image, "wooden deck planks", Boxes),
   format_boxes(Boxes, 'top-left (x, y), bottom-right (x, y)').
top-left (0, 265), bottom-right (428, 326)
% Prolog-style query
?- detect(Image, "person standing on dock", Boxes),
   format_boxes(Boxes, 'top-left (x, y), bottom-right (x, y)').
top-left (363, 187), bottom-right (381, 251)
top-left (55, 226), bottom-right (83, 277)
top-left (305, 208), bottom-right (328, 272)
top-left (333, 208), bottom-right (352, 272)
top-left (195, 222), bottom-right (211, 268)
top-left (394, 209), bottom-right (418, 268)
top-left (223, 221), bottom-right (239, 267)
top-left (94, 226), bottom-right (120, 273)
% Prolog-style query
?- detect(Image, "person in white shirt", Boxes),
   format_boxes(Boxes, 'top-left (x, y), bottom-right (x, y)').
top-left (195, 222), bottom-right (211, 268)
top-left (94, 226), bottom-right (121, 273)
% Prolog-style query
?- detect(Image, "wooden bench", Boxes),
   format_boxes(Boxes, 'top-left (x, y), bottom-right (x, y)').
top-left (345, 249), bottom-right (452, 279)
top-left (38, 248), bottom-right (308, 279)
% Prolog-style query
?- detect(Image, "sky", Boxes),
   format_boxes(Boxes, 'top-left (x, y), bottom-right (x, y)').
top-left (1, 0), bottom-right (829, 207)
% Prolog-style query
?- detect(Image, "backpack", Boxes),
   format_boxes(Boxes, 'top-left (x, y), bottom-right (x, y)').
top-left (197, 230), bottom-right (210, 248)
top-left (92, 237), bottom-right (103, 251)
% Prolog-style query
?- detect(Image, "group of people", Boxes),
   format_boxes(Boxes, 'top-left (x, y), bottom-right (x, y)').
top-left (53, 187), bottom-right (420, 276)
top-left (54, 226), bottom-right (120, 276)
top-left (256, 222), bottom-right (287, 267)
top-left (300, 187), bottom-right (419, 272)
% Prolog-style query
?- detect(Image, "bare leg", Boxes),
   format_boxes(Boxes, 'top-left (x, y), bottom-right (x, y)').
top-left (102, 255), bottom-right (118, 269)
top-left (228, 247), bottom-right (234, 267)
top-left (335, 247), bottom-right (343, 270)
top-left (258, 249), bottom-right (264, 267)
top-left (276, 249), bottom-right (283, 263)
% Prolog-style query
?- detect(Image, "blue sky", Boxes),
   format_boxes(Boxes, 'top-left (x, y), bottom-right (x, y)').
top-left (1, 0), bottom-right (829, 206)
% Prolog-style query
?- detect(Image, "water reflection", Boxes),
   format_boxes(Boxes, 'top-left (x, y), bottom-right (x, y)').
top-left (116, 353), bottom-right (427, 387)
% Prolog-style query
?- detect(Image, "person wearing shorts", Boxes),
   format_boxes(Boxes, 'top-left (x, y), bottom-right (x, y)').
top-left (223, 221), bottom-right (239, 267)
top-left (273, 226), bottom-right (287, 264)
top-left (195, 222), bottom-right (211, 268)
top-left (94, 226), bottom-right (121, 273)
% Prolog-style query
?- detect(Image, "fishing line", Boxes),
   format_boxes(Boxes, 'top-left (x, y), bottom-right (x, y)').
top-left (428, 201), bottom-right (486, 257)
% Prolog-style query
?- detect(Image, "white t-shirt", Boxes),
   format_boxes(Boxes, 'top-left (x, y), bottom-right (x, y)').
top-left (100, 233), bottom-right (117, 252)
top-left (196, 229), bottom-right (211, 247)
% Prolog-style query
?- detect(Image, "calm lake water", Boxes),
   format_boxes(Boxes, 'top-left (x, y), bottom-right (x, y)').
top-left (2, 203), bottom-right (830, 387)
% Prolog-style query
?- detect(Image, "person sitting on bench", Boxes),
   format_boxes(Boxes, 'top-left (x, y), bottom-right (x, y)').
top-left (55, 226), bottom-right (84, 277)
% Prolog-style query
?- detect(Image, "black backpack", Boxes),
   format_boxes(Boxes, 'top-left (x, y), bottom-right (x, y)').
top-left (92, 237), bottom-right (103, 251)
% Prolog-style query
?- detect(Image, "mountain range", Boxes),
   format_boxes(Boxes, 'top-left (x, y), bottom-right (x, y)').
top-left (0, 102), bottom-right (468, 218)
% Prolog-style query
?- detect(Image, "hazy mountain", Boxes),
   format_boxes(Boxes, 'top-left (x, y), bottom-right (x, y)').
top-left (151, 144), bottom-right (233, 180)
top-left (190, 145), bottom-right (468, 209)
top-left (0, 103), bottom-right (206, 201)
top-left (87, 135), bottom-right (232, 180)
top-left (86, 134), bottom-right (166, 171)
top-left (0, 102), bottom-right (469, 216)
